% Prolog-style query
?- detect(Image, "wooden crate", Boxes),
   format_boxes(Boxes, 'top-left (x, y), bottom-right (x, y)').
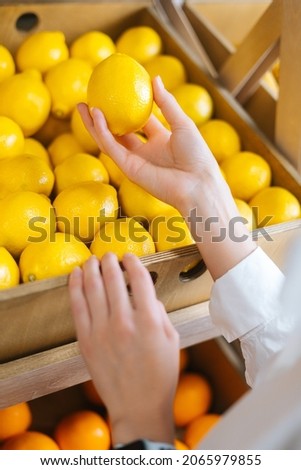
top-left (0, 1), bottom-right (301, 407)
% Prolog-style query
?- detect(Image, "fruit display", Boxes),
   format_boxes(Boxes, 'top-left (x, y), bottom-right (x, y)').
top-left (0, 22), bottom-right (299, 295)
top-left (0, 345), bottom-right (227, 450)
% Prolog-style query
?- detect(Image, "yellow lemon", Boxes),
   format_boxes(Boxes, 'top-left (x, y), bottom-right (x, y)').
top-left (54, 152), bottom-right (109, 193)
top-left (150, 209), bottom-right (194, 252)
top-left (0, 154), bottom-right (54, 199)
top-left (0, 45), bottom-right (15, 83)
top-left (0, 247), bottom-right (20, 289)
top-left (0, 191), bottom-right (55, 258)
top-left (0, 69), bottom-right (51, 136)
top-left (48, 132), bottom-right (84, 167)
top-left (234, 198), bottom-right (256, 232)
top-left (34, 114), bottom-right (71, 147)
top-left (272, 59), bottom-right (280, 82)
top-left (199, 119), bottom-right (241, 162)
top-left (70, 30), bottom-right (116, 67)
top-left (172, 83), bottom-right (213, 126)
top-left (19, 232), bottom-right (91, 282)
top-left (71, 107), bottom-right (99, 155)
top-left (87, 53), bottom-right (153, 136)
top-left (90, 217), bottom-right (155, 261)
top-left (116, 26), bottom-right (162, 64)
top-left (250, 186), bottom-right (301, 227)
top-left (24, 138), bottom-right (51, 167)
top-left (44, 58), bottom-right (93, 119)
top-left (0, 115), bottom-right (24, 159)
top-left (99, 152), bottom-right (125, 188)
top-left (220, 151), bottom-right (272, 201)
top-left (53, 181), bottom-right (118, 243)
top-left (144, 54), bottom-right (187, 91)
top-left (119, 178), bottom-right (174, 223)
top-left (16, 31), bottom-right (69, 74)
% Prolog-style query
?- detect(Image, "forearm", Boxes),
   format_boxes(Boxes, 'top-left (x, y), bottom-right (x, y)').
top-left (178, 171), bottom-right (257, 280)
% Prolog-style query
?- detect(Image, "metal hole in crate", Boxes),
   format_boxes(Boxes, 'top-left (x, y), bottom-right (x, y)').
top-left (16, 12), bottom-right (39, 32)
top-left (179, 259), bottom-right (207, 283)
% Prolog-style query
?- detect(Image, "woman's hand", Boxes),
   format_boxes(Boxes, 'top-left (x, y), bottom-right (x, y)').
top-left (78, 76), bottom-right (221, 214)
top-left (69, 253), bottom-right (179, 447)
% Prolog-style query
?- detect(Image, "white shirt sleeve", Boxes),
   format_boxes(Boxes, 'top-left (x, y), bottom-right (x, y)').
top-left (209, 247), bottom-right (289, 387)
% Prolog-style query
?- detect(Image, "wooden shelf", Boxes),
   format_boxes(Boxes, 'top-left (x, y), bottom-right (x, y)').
top-left (0, 301), bottom-right (219, 408)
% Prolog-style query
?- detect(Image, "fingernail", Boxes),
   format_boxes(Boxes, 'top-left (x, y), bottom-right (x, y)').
top-left (71, 266), bottom-right (82, 277)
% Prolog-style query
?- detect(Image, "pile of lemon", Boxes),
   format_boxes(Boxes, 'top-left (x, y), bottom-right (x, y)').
top-left (0, 26), bottom-right (300, 290)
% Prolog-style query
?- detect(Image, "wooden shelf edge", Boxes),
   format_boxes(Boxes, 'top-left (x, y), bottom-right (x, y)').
top-left (0, 301), bottom-right (219, 408)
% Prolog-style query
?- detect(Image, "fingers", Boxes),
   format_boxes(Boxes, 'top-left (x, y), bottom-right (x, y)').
top-left (152, 76), bottom-right (195, 132)
top-left (122, 253), bottom-right (163, 325)
top-left (100, 252), bottom-right (133, 317)
top-left (68, 266), bottom-right (92, 339)
top-left (82, 256), bottom-right (109, 328)
top-left (77, 103), bottom-right (99, 145)
top-left (142, 114), bottom-right (169, 139)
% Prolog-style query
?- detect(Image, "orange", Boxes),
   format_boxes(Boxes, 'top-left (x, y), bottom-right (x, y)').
top-left (116, 26), bottom-right (162, 64)
top-left (82, 380), bottom-right (104, 407)
top-left (199, 119), bottom-right (241, 163)
top-left (173, 373), bottom-right (212, 427)
top-left (0, 402), bottom-right (32, 441)
top-left (54, 410), bottom-right (111, 450)
top-left (2, 431), bottom-right (59, 450)
top-left (250, 186), bottom-right (301, 227)
top-left (87, 53), bottom-right (153, 136)
top-left (175, 439), bottom-right (189, 450)
top-left (184, 414), bottom-right (221, 449)
top-left (220, 151), bottom-right (271, 201)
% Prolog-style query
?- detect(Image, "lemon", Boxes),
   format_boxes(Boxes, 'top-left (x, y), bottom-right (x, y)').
top-left (87, 53), bottom-right (153, 136)
top-left (70, 107), bottom-right (99, 155)
top-left (34, 114), bottom-right (71, 147)
top-left (90, 217), bottom-right (155, 261)
top-left (149, 209), bottom-right (194, 252)
top-left (0, 116), bottom-right (24, 159)
top-left (116, 26), bottom-right (162, 64)
top-left (199, 119), bottom-right (241, 162)
top-left (0, 69), bottom-right (51, 136)
top-left (119, 178), bottom-right (174, 223)
top-left (234, 198), bottom-right (256, 232)
top-left (0, 247), bottom-right (19, 289)
top-left (48, 132), bottom-right (84, 167)
top-left (24, 138), bottom-right (51, 167)
top-left (44, 58), bottom-right (93, 119)
top-left (0, 191), bottom-right (55, 258)
top-left (70, 30), bottom-right (116, 67)
top-left (19, 232), bottom-right (91, 282)
top-left (16, 31), bottom-right (69, 74)
top-left (53, 181), bottom-right (118, 243)
top-left (0, 45), bottom-right (15, 83)
top-left (250, 186), bottom-right (301, 227)
top-left (0, 154), bottom-right (54, 199)
top-left (172, 83), bottom-right (213, 126)
top-left (99, 152), bottom-right (125, 188)
top-left (220, 151), bottom-right (272, 201)
top-left (54, 152), bottom-right (109, 193)
top-left (272, 59), bottom-right (280, 82)
top-left (144, 54), bottom-right (187, 91)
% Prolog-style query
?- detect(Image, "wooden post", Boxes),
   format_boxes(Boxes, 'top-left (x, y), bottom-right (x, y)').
top-left (275, 0), bottom-right (301, 173)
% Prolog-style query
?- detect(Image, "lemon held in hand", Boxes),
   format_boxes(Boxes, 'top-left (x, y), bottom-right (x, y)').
top-left (87, 53), bottom-right (153, 136)
top-left (19, 232), bottom-right (91, 282)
